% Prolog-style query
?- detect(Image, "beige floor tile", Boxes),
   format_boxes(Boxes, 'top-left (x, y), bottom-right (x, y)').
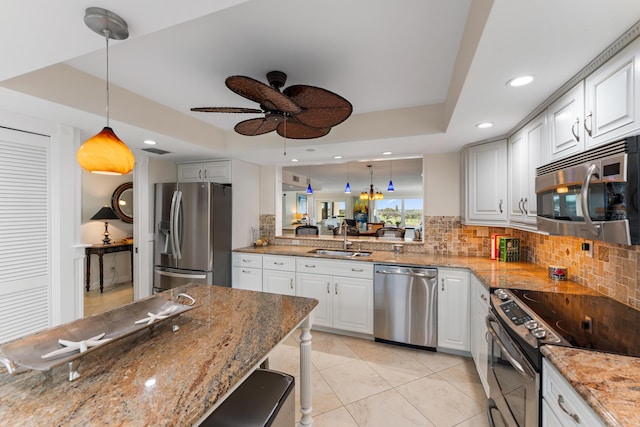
top-left (454, 412), bottom-right (491, 427)
top-left (321, 359), bottom-right (392, 405)
top-left (312, 337), bottom-right (361, 371)
top-left (409, 349), bottom-right (465, 372)
top-left (365, 348), bottom-right (434, 387)
top-left (397, 375), bottom-right (484, 427)
top-left (83, 282), bottom-right (133, 316)
top-left (312, 407), bottom-right (359, 427)
top-left (346, 389), bottom-right (435, 427)
top-left (438, 359), bottom-right (487, 404)
top-left (292, 370), bottom-right (343, 421)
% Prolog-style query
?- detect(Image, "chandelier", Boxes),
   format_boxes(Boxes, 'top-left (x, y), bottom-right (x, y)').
top-left (360, 164), bottom-right (384, 200)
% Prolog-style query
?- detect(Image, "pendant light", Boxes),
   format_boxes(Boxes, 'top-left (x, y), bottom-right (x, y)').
top-left (344, 163), bottom-right (351, 194)
top-left (306, 166), bottom-right (313, 194)
top-left (387, 160), bottom-right (395, 192)
top-left (77, 7), bottom-right (135, 175)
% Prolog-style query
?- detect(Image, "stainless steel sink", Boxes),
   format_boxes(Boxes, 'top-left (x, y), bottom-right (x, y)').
top-left (308, 249), bottom-right (372, 257)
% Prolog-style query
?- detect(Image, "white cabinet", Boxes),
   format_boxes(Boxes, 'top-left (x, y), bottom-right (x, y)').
top-left (469, 274), bottom-right (489, 396)
top-left (542, 358), bottom-right (605, 427)
top-left (178, 160), bottom-right (231, 183)
top-left (437, 268), bottom-right (470, 352)
top-left (262, 255), bottom-right (296, 296)
top-left (232, 253), bottom-right (262, 291)
top-left (464, 140), bottom-right (508, 225)
top-left (508, 113), bottom-right (545, 226)
top-left (296, 258), bottom-right (373, 334)
top-left (548, 83), bottom-right (585, 161)
top-left (584, 41), bottom-right (640, 149)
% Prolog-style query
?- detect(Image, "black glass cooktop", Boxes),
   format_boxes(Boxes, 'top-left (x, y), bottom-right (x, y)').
top-left (510, 289), bottom-right (640, 357)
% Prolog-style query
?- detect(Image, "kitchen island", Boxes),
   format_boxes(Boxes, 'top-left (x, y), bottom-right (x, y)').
top-left (0, 284), bottom-right (318, 426)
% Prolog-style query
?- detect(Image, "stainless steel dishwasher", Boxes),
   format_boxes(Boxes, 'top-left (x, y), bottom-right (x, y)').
top-left (374, 264), bottom-right (438, 349)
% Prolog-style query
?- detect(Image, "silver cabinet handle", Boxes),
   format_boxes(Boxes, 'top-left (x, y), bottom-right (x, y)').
top-left (571, 118), bottom-right (580, 142)
top-left (199, 169), bottom-right (202, 180)
top-left (274, 262), bottom-right (285, 265)
top-left (290, 278), bottom-right (294, 289)
top-left (305, 264), bottom-right (316, 268)
top-left (522, 197), bottom-right (528, 215)
top-left (242, 269), bottom-right (251, 274)
top-left (584, 111), bottom-right (593, 137)
top-left (557, 395), bottom-right (581, 424)
top-left (441, 278), bottom-right (445, 291)
top-left (241, 259), bottom-right (252, 263)
top-left (518, 198), bottom-right (524, 215)
top-left (480, 294), bottom-right (487, 301)
top-left (351, 268), bottom-right (363, 272)
top-left (326, 282), bottom-right (330, 293)
top-left (499, 199), bottom-right (503, 213)
top-left (335, 283), bottom-right (338, 295)
top-left (204, 169), bottom-right (208, 180)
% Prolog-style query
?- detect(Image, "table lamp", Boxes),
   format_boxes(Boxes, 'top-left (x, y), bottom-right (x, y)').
top-left (91, 206), bottom-right (120, 245)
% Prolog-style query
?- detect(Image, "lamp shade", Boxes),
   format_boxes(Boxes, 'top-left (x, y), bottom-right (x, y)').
top-left (91, 206), bottom-right (120, 221)
top-left (77, 127), bottom-right (135, 175)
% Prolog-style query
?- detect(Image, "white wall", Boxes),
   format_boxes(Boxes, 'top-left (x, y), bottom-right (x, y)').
top-left (259, 165), bottom-right (276, 215)
top-left (232, 159), bottom-right (260, 248)
top-left (423, 152), bottom-right (461, 216)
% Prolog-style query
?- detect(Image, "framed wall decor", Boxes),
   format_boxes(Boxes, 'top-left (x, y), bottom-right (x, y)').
top-left (297, 194), bottom-right (307, 214)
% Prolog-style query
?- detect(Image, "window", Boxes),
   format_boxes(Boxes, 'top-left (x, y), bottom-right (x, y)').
top-left (375, 198), bottom-right (423, 228)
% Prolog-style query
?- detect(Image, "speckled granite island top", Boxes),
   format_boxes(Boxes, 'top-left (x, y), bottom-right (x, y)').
top-left (0, 284), bottom-right (317, 427)
top-left (542, 345), bottom-right (640, 427)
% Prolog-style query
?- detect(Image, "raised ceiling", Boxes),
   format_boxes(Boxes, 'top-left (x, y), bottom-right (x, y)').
top-left (1, 0), bottom-right (640, 176)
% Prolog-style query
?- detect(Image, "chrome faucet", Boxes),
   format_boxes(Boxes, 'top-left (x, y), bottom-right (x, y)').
top-left (338, 220), bottom-right (352, 250)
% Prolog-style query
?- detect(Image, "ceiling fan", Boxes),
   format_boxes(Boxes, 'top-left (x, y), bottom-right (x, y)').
top-left (191, 71), bottom-right (352, 139)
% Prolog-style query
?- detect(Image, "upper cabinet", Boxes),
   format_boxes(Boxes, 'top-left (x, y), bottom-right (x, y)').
top-left (508, 113), bottom-right (545, 226)
top-left (548, 82), bottom-right (585, 161)
top-left (178, 160), bottom-right (232, 183)
top-left (584, 41), bottom-right (640, 149)
top-left (463, 139), bottom-right (508, 225)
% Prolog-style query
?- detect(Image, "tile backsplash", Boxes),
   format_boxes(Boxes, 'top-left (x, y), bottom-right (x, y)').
top-left (424, 215), bottom-right (640, 309)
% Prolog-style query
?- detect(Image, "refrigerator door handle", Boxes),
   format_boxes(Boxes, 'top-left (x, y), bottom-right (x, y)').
top-left (171, 190), bottom-right (183, 260)
top-left (155, 268), bottom-right (207, 280)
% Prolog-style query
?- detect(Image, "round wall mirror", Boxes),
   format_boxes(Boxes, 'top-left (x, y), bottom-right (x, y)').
top-left (111, 182), bottom-right (133, 223)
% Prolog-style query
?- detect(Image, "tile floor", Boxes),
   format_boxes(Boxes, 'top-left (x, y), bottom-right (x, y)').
top-left (86, 287), bottom-right (489, 426)
top-left (269, 330), bottom-right (490, 427)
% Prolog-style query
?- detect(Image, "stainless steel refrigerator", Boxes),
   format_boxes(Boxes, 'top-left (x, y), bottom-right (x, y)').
top-left (153, 182), bottom-right (232, 292)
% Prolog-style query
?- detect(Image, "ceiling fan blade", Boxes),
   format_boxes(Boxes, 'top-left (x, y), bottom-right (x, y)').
top-left (191, 107), bottom-right (262, 113)
top-left (235, 117), bottom-right (279, 136)
top-left (226, 76), bottom-right (301, 114)
top-left (283, 85), bottom-right (353, 128)
top-left (277, 118), bottom-right (330, 139)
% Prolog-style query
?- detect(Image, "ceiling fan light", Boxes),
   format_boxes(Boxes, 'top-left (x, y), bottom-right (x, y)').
top-left (387, 180), bottom-right (395, 192)
top-left (77, 127), bottom-right (135, 175)
top-left (345, 182), bottom-right (351, 194)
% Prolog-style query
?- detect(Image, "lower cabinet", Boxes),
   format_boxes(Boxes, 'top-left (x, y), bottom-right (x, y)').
top-left (542, 358), bottom-right (604, 426)
top-left (437, 268), bottom-right (470, 352)
top-left (232, 253), bottom-right (263, 291)
top-left (470, 274), bottom-right (490, 396)
top-left (295, 258), bottom-right (373, 334)
top-left (262, 255), bottom-right (296, 296)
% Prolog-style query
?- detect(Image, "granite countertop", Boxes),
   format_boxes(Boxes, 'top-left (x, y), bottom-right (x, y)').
top-left (236, 244), bottom-right (635, 425)
top-left (0, 284), bottom-right (317, 426)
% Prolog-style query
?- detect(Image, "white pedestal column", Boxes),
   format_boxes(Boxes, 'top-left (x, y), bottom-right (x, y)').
top-left (298, 316), bottom-right (313, 426)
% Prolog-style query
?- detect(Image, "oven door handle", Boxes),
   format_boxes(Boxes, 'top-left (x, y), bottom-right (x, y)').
top-left (486, 314), bottom-right (536, 380)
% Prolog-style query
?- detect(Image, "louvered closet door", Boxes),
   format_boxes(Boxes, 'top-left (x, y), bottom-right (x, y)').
top-left (0, 127), bottom-right (50, 344)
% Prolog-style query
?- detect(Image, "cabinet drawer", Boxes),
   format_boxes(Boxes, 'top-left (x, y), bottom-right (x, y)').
top-left (542, 358), bottom-right (604, 426)
top-left (263, 255), bottom-right (296, 271)
top-left (296, 258), bottom-right (373, 279)
top-left (232, 253), bottom-right (262, 268)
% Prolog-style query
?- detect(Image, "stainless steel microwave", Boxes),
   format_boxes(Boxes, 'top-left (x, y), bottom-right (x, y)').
top-left (535, 136), bottom-right (640, 245)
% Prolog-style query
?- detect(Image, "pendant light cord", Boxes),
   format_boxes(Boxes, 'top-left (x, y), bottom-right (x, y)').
top-left (103, 29), bottom-right (111, 127)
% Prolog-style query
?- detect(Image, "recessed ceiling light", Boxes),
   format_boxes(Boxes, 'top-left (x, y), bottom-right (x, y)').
top-left (333, 155), bottom-right (343, 159)
top-left (382, 151), bottom-right (392, 155)
top-left (507, 75), bottom-right (534, 87)
top-left (143, 139), bottom-right (157, 145)
top-left (477, 122), bottom-right (493, 129)
top-left (291, 158), bottom-right (299, 162)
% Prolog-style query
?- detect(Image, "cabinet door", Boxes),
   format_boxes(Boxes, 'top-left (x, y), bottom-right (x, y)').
top-left (548, 83), bottom-right (584, 161)
top-left (296, 273), bottom-right (332, 328)
top-left (524, 115), bottom-right (545, 222)
top-left (541, 399), bottom-right (564, 427)
top-left (203, 161), bottom-right (231, 183)
top-left (178, 163), bottom-right (203, 182)
top-left (585, 46), bottom-right (640, 149)
top-left (263, 269), bottom-right (295, 296)
top-left (470, 275), bottom-right (489, 396)
top-left (332, 277), bottom-right (373, 334)
top-left (465, 140), bottom-right (508, 224)
top-left (437, 268), bottom-right (470, 352)
top-left (232, 266), bottom-right (262, 291)
top-left (508, 130), bottom-right (527, 223)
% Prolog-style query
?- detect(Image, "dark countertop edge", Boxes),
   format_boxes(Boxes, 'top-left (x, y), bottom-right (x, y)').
top-left (541, 345), bottom-right (623, 427)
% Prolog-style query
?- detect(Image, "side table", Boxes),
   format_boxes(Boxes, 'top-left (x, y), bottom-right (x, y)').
top-left (85, 243), bottom-right (133, 293)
